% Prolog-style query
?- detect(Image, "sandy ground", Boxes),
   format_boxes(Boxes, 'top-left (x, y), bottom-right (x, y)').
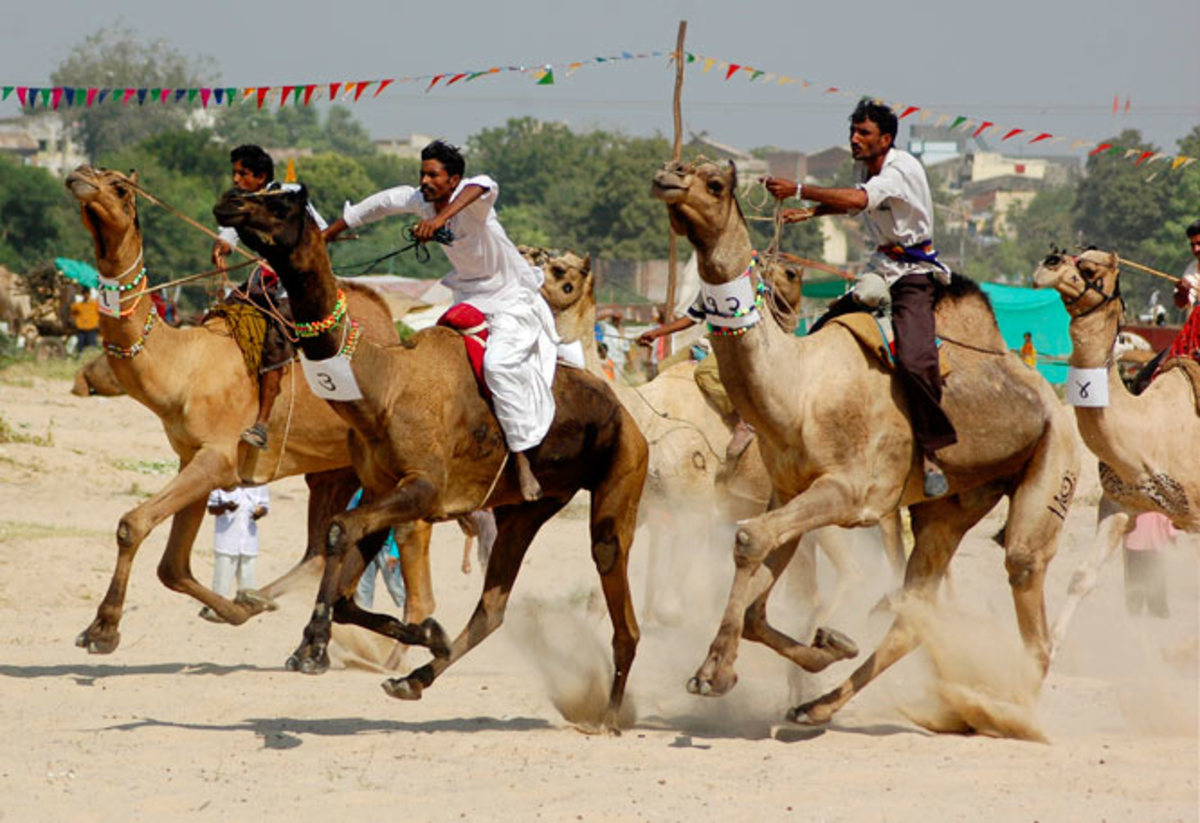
top-left (0, 371), bottom-right (1197, 823)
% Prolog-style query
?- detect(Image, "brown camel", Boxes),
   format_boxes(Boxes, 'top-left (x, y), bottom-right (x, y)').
top-left (213, 185), bottom-right (648, 727)
top-left (652, 159), bottom-right (1080, 726)
top-left (1033, 249), bottom-right (1199, 647)
top-left (64, 165), bottom-right (441, 654)
top-left (536, 247), bottom-right (906, 627)
top-left (72, 352), bottom-right (125, 397)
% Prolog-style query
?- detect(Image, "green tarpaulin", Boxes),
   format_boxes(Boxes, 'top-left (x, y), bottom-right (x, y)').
top-left (54, 257), bottom-right (100, 290)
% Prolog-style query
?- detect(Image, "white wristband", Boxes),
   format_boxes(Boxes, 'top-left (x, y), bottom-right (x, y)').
top-left (794, 182), bottom-right (804, 200)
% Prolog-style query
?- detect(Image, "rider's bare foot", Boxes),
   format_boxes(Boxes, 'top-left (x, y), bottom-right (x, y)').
top-left (515, 451), bottom-right (542, 502)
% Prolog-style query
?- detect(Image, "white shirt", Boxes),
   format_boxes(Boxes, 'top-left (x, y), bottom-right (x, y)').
top-left (340, 175), bottom-right (544, 315)
top-left (1181, 260), bottom-right (1200, 309)
top-left (218, 181), bottom-right (328, 250)
top-left (854, 148), bottom-right (943, 284)
top-left (207, 485), bottom-right (269, 556)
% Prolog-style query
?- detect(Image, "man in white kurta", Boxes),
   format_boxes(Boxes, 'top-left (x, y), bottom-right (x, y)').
top-left (323, 140), bottom-right (558, 500)
top-left (199, 484), bottom-right (269, 621)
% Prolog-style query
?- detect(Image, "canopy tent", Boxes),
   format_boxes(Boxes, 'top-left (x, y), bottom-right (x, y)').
top-left (54, 257), bottom-right (100, 290)
top-left (979, 281), bottom-right (1071, 385)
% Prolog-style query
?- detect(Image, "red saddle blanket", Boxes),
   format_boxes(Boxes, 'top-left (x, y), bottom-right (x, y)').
top-left (437, 303), bottom-right (490, 396)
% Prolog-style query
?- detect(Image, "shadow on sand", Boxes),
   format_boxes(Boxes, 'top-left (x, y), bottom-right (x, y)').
top-left (0, 661), bottom-right (268, 686)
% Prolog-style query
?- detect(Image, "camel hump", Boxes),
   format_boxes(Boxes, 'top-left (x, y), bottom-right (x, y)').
top-left (1155, 357), bottom-right (1200, 415)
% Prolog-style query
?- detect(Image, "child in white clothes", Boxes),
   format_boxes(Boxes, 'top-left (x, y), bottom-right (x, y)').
top-left (199, 484), bottom-right (269, 622)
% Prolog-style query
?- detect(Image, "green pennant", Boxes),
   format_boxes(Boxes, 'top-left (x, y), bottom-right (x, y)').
top-left (466, 71), bottom-right (487, 81)
top-left (188, 88), bottom-right (198, 104)
top-left (686, 52), bottom-right (696, 63)
top-left (1, 87), bottom-right (11, 101)
top-left (226, 88), bottom-right (236, 105)
top-left (950, 115), bottom-right (967, 130)
top-left (750, 70), bottom-right (764, 81)
top-left (39, 88), bottom-right (51, 106)
top-left (150, 88), bottom-right (161, 102)
top-left (292, 86), bottom-right (302, 103)
top-left (537, 69), bottom-right (555, 86)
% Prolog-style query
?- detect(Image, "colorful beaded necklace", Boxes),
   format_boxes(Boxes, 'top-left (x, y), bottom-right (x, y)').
top-left (103, 309), bottom-right (156, 359)
top-left (294, 290), bottom-right (347, 338)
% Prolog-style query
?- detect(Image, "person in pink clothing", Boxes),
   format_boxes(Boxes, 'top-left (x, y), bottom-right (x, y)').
top-left (1122, 511), bottom-right (1174, 618)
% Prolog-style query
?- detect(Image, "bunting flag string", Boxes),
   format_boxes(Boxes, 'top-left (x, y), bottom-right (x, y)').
top-left (0, 46), bottom-right (1193, 171)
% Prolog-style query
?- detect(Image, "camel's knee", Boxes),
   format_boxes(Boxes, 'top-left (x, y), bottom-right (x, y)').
top-left (734, 523), bottom-right (773, 566)
top-left (1005, 550), bottom-right (1044, 591)
top-left (325, 516), bottom-right (355, 557)
top-left (116, 515), bottom-right (150, 552)
top-left (592, 537), bottom-right (619, 575)
top-left (742, 601), bottom-right (770, 641)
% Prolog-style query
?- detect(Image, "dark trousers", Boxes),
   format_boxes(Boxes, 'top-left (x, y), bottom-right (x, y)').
top-left (810, 272), bottom-right (957, 454)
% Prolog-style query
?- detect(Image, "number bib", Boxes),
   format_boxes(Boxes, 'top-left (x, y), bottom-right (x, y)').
top-left (700, 275), bottom-right (760, 329)
top-left (300, 352), bottom-right (363, 401)
top-left (1066, 367), bottom-right (1109, 407)
top-left (97, 277), bottom-right (122, 317)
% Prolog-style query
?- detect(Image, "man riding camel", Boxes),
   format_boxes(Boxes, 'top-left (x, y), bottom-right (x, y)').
top-left (213, 144), bottom-right (328, 450)
top-left (764, 99), bottom-right (956, 497)
top-left (323, 140), bottom-right (558, 501)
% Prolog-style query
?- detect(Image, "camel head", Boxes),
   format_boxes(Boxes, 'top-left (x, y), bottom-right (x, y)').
top-left (535, 250), bottom-right (593, 313)
top-left (651, 160), bottom-right (745, 258)
top-left (1032, 247), bottom-right (1122, 318)
top-left (762, 260), bottom-right (803, 313)
top-left (64, 165), bottom-right (141, 262)
top-left (213, 186), bottom-right (312, 262)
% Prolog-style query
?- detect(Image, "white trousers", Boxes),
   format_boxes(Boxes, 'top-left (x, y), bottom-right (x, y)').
top-left (212, 553), bottom-right (257, 597)
top-left (482, 299), bottom-right (559, 452)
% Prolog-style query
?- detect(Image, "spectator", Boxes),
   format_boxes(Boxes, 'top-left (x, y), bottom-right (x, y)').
top-left (70, 290), bottom-right (100, 354)
top-left (198, 484), bottom-right (268, 622)
top-left (346, 488), bottom-right (406, 612)
top-left (1123, 511), bottom-right (1173, 618)
top-left (1019, 332), bottom-right (1037, 369)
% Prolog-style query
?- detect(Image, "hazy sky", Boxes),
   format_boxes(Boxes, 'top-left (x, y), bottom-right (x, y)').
top-left (3, 0), bottom-right (1198, 158)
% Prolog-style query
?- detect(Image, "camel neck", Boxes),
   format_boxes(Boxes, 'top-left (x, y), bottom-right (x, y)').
top-left (95, 234), bottom-right (155, 354)
top-left (1067, 304), bottom-right (1120, 369)
top-left (269, 226), bottom-right (344, 361)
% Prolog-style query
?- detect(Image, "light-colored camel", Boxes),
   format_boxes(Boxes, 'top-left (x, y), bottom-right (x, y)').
top-left (72, 352), bottom-right (126, 397)
top-left (64, 165), bottom-right (440, 654)
top-left (1033, 248), bottom-right (1199, 647)
top-left (214, 185), bottom-right (648, 727)
top-left (535, 247), bottom-right (905, 629)
top-left (653, 159), bottom-right (1080, 726)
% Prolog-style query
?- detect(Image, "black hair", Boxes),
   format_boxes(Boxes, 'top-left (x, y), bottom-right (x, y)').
top-left (421, 140), bottom-right (466, 178)
top-left (850, 99), bottom-right (898, 141)
top-left (230, 145), bottom-right (274, 181)
top-left (1186, 220), bottom-right (1200, 238)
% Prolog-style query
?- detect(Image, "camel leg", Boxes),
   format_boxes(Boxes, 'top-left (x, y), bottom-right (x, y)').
top-left (397, 520), bottom-right (435, 625)
top-left (287, 475), bottom-right (438, 674)
top-left (382, 497), bottom-right (567, 701)
top-left (76, 447), bottom-right (238, 653)
top-left (878, 509), bottom-right (907, 578)
top-left (801, 527), bottom-right (864, 641)
top-left (688, 477), bottom-right (879, 697)
top-left (1050, 495), bottom-right (1130, 657)
top-left (790, 483), bottom-right (1005, 724)
top-left (246, 467), bottom-right (359, 606)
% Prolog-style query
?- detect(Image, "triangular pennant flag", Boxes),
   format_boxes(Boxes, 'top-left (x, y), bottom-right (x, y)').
top-left (566, 61), bottom-right (583, 77)
top-left (1088, 143), bottom-right (1112, 156)
top-left (1123, 149), bottom-right (1138, 159)
top-left (200, 88), bottom-right (211, 108)
top-left (150, 88), bottom-right (161, 102)
top-left (1172, 156), bottom-right (1191, 171)
top-left (899, 105), bottom-right (919, 119)
top-left (98, 89), bottom-right (110, 104)
top-left (284, 157), bottom-right (297, 183)
top-left (161, 88), bottom-right (173, 104)
top-left (136, 88), bottom-right (148, 105)
top-left (725, 63), bottom-right (741, 80)
top-left (425, 75), bottom-right (443, 92)
top-left (16, 87), bottom-right (27, 106)
top-left (762, 73), bottom-right (776, 83)
top-left (934, 114), bottom-right (950, 128)
top-left (537, 68), bottom-right (555, 86)
top-left (51, 88), bottom-right (63, 109)
top-left (749, 70), bottom-right (764, 81)
top-left (1113, 95), bottom-right (1119, 115)
top-left (1105, 145), bottom-right (1123, 156)
top-left (1, 87), bottom-right (11, 102)
top-left (919, 110), bottom-right (933, 123)
top-left (187, 88), bottom-right (197, 104)
top-left (303, 84), bottom-right (317, 106)
top-left (702, 57), bottom-right (716, 73)
top-left (824, 86), bottom-right (839, 93)
top-left (329, 82), bottom-right (342, 99)
top-left (971, 121), bottom-right (993, 138)
top-left (63, 87), bottom-right (75, 107)
top-left (255, 87), bottom-right (269, 108)
top-left (1002, 128), bottom-right (1024, 141)
top-left (86, 88), bottom-right (98, 107)
top-left (39, 88), bottom-right (51, 106)
top-left (447, 73), bottom-right (468, 86)
top-left (1029, 132), bottom-right (1053, 144)
top-left (352, 81), bottom-right (370, 101)
top-left (950, 115), bottom-right (967, 130)
top-left (374, 78), bottom-right (393, 96)
top-left (226, 88), bottom-right (236, 105)
top-left (622, 51), bottom-right (633, 59)
top-left (279, 86), bottom-right (294, 106)
top-left (292, 86), bottom-right (302, 104)
top-left (1180, 158), bottom-right (1196, 169)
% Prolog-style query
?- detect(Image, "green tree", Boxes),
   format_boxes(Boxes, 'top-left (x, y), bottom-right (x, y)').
top-left (50, 23), bottom-right (217, 160)
top-left (215, 104), bottom-right (375, 157)
top-left (0, 156), bottom-right (90, 270)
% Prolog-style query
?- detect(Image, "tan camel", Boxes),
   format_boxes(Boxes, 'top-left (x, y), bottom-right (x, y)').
top-left (536, 247), bottom-right (906, 627)
top-left (64, 165), bottom-right (441, 654)
top-left (1033, 249), bottom-right (1200, 647)
top-left (652, 159), bottom-right (1080, 726)
top-left (72, 352), bottom-right (125, 397)
top-left (214, 185), bottom-right (648, 726)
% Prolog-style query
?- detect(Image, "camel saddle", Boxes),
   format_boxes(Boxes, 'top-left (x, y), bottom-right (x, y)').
top-left (437, 303), bottom-right (491, 397)
top-left (827, 312), bottom-right (951, 378)
top-left (1157, 357), bottom-right (1200, 415)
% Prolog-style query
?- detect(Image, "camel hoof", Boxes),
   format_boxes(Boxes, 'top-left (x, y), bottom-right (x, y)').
top-left (813, 626), bottom-right (859, 660)
top-left (686, 676), bottom-right (706, 695)
top-left (382, 676), bottom-right (424, 700)
top-left (420, 618), bottom-right (451, 659)
top-left (787, 700), bottom-right (833, 726)
top-left (236, 589), bottom-right (278, 613)
top-left (76, 629), bottom-right (119, 655)
top-left (285, 649), bottom-right (329, 675)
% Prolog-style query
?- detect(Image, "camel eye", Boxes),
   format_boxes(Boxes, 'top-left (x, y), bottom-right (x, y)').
top-left (706, 179), bottom-right (724, 195)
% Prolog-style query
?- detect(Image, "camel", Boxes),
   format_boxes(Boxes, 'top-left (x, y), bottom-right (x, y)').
top-left (652, 159), bottom-right (1080, 726)
top-left (213, 185), bottom-right (648, 727)
top-left (535, 246), bottom-right (905, 629)
top-left (71, 352), bottom-right (126, 397)
top-left (64, 165), bottom-right (441, 655)
top-left (1033, 249), bottom-right (1199, 647)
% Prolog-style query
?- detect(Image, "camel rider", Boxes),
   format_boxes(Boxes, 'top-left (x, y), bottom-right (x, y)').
top-left (764, 99), bottom-right (956, 497)
top-left (1164, 220), bottom-right (1200, 361)
top-left (636, 299), bottom-right (757, 462)
top-left (213, 145), bottom-right (328, 451)
top-left (323, 140), bottom-right (559, 502)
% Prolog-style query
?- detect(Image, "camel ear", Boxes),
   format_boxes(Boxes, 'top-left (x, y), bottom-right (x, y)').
top-left (726, 160), bottom-right (739, 191)
top-left (582, 253), bottom-right (591, 273)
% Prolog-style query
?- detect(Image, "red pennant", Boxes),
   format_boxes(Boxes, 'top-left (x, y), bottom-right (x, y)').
top-left (1123, 97), bottom-right (1131, 115)
top-left (1002, 128), bottom-right (1024, 141)
top-left (724, 63), bottom-right (741, 80)
top-left (200, 88), bottom-right (211, 108)
top-left (16, 87), bottom-right (27, 106)
top-left (971, 121), bottom-right (993, 138)
top-left (1029, 132), bottom-right (1053, 144)
top-left (352, 81), bottom-right (369, 101)
top-left (329, 82), bottom-right (342, 100)
top-left (1135, 150), bottom-right (1154, 166)
top-left (86, 88), bottom-right (98, 107)
top-left (161, 88), bottom-right (172, 105)
top-left (279, 85), bottom-right (294, 106)
top-left (256, 87), bottom-right (270, 109)
top-left (51, 87), bottom-right (63, 109)
top-left (824, 86), bottom-right (839, 93)
top-left (373, 78), bottom-right (393, 96)
top-left (446, 73), bottom-right (468, 86)
top-left (123, 88), bottom-right (136, 104)
top-left (898, 105), bottom-right (919, 119)
top-left (426, 74), bottom-right (444, 92)
top-left (1089, 143), bottom-right (1113, 156)
top-left (1113, 95), bottom-right (1119, 114)
top-left (303, 85), bottom-right (317, 106)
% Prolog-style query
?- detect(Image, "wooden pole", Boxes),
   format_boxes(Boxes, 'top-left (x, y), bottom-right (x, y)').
top-left (663, 19), bottom-right (687, 357)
